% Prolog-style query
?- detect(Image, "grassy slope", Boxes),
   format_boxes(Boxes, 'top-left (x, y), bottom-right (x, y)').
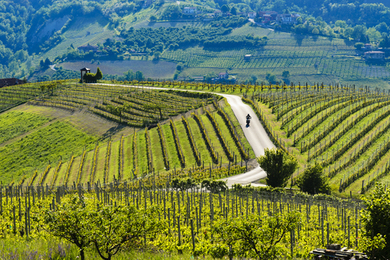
top-left (0, 120), bottom-right (97, 184)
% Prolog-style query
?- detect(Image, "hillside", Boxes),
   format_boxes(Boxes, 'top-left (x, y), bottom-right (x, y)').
top-left (0, 81), bottom-right (254, 186)
top-left (1, 80), bottom-right (390, 196)
top-left (0, 0), bottom-right (389, 87)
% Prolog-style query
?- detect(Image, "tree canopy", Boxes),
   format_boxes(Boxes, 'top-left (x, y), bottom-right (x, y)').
top-left (296, 163), bottom-right (330, 195)
top-left (257, 148), bottom-right (298, 188)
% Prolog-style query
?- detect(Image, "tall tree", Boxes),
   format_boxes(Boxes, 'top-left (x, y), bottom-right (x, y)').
top-left (95, 67), bottom-right (103, 80)
top-left (361, 184), bottom-right (389, 259)
top-left (296, 163), bottom-right (330, 194)
top-left (257, 148), bottom-right (297, 188)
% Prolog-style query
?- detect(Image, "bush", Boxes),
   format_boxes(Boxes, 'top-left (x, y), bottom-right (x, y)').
top-left (297, 163), bottom-right (330, 195)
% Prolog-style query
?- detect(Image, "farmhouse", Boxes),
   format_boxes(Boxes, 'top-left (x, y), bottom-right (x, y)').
top-left (277, 13), bottom-right (300, 25)
top-left (0, 78), bottom-right (23, 88)
top-left (364, 51), bottom-right (385, 60)
top-left (247, 12), bottom-right (257, 18)
top-left (78, 44), bottom-right (98, 53)
top-left (183, 7), bottom-right (197, 16)
top-left (218, 71), bottom-right (229, 80)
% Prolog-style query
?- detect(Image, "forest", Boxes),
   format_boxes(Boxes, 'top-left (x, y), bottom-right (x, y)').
top-left (0, 0), bottom-right (389, 80)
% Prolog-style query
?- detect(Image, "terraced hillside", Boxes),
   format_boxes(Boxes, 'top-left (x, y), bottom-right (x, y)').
top-left (247, 85), bottom-right (390, 195)
top-left (0, 82), bottom-right (254, 186)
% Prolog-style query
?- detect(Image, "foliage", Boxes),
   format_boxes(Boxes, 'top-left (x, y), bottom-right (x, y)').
top-left (44, 195), bottom-right (160, 260)
top-left (171, 177), bottom-right (197, 191)
top-left (212, 212), bottom-right (300, 259)
top-left (297, 163), bottom-right (330, 195)
top-left (201, 179), bottom-right (227, 193)
top-left (361, 183), bottom-right (390, 259)
top-left (83, 67), bottom-right (103, 83)
top-left (257, 148), bottom-right (298, 188)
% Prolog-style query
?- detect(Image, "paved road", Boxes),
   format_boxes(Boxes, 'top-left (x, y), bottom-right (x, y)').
top-left (220, 94), bottom-right (275, 187)
top-left (93, 83), bottom-right (276, 186)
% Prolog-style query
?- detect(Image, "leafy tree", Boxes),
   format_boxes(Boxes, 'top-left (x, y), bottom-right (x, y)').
top-left (257, 148), bottom-right (298, 188)
top-left (296, 163), bottom-right (330, 195)
top-left (153, 51), bottom-right (161, 60)
top-left (44, 195), bottom-right (160, 260)
top-left (171, 177), bottom-right (197, 191)
top-left (150, 15), bottom-right (157, 22)
top-left (265, 72), bottom-right (279, 84)
top-left (90, 204), bottom-right (159, 260)
top-left (95, 67), bottom-right (103, 80)
top-left (361, 184), bottom-right (389, 259)
top-left (201, 179), bottom-right (227, 193)
top-left (354, 42), bottom-right (364, 50)
top-left (282, 70), bottom-right (290, 78)
top-left (221, 4), bottom-right (230, 13)
top-left (212, 212), bottom-right (300, 259)
top-left (44, 196), bottom-right (93, 260)
top-left (230, 6), bottom-right (237, 15)
top-left (135, 71), bottom-right (144, 81)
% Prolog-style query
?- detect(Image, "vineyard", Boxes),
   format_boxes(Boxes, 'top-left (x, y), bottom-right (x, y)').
top-left (0, 181), bottom-right (368, 259)
top-left (0, 81), bottom-right (256, 187)
top-left (162, 27), bottom-right (390, 87)
top-left (246, 85), bottom-right (390, 195)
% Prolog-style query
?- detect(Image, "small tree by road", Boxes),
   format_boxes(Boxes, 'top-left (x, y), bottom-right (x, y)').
top-left (296, 163), bottom-right (330, 194)
top-left (257, 148), bottom-right (298, 188)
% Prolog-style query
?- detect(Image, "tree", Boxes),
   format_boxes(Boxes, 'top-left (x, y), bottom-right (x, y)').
top-left (90, 204), bottom-right (159, 260)
top-left (360, 184), bottom-right (389, 259)
top-left (44, 196), bottom-right (93, 260)
top-left (171, 177), bottom-right (197, 191)
top-left (230, 6), bottom-right (237, 15)
top-left (257, 148), bottom-right (298, 188)
top-left (153, 51), bottom-right (161, 60)
top-left (201, 179), bottom-right (227, 193)
top-left (95, 67), bottom-right (103, 80)
top-left (221, 4), bottom-right (230, 13)
top-left (354, 42), bottom-right (364, 50)
top-left (296, 163), bottom-right (330, 195)
top-left (44, 195), bottom-right (160, 260)
top-left (212, 212), bottom-right (300, 259)
top-left (282, 70), bottom-right (290, 79)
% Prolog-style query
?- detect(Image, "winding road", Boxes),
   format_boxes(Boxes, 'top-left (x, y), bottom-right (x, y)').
top-left (94, 83), bottom-right (276, 186)
top-left (220, 94), bottom-right (275, 187)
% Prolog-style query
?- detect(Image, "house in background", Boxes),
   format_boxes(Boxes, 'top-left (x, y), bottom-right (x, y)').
top-left (0, 78), bottom-right (23, 88)
top-left (277, 13), bottom-right (300, 25)
top-left (364, 51), bottom-right (385, 60)
top-left (183, 6), bottom-right (197, 17)
top-left (78, 44), bottom-right (98, 53)
top-left (248, 11), bottom-right (257, 19)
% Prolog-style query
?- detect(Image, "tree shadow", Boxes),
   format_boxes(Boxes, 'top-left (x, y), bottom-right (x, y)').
top-left (293, 34), bottom-right (304, 46)
top-left (101, 124), bottom-right (127, 140)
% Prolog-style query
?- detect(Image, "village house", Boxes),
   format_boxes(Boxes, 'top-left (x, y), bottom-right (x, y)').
top-left (364, 51), bottom-right (385, 60)
top-left (258, 11), bottom-right (277, 23)
top-left (214, 10), bottom-right (222, 17)
top-left (218, 71), bottom-right (229, 80)
top-left (78, 44), bottom-right (98, 53)
top-left (364, 43), bottom-right (372, 51)
top-left (277, 13), bottom-right (300, 25)
top-left (183, 6), bottom-right (197, 16)
top-left (247, 11), bottom-right (257, 19)
top-left (0, 78), bottom-right (23, 88)
top-left (244, 54), bottom-right (252, 61)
